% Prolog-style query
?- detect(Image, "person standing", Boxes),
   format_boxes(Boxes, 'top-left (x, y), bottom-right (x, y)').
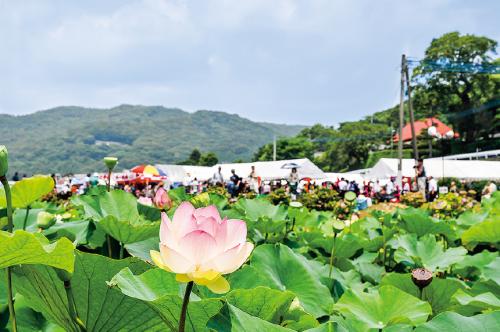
top-left (288, 167), bottom-right (299, 199)
top-left (415, 158), bottom-right (427, 201)
top-left (229, 169), bottom-right (241, 198)
top-left (212, 166), bottom-right (224, 186)
top-left (427, 176), bottom-right (438, 202)
top-left (248, 165), bottom-right (259, 194)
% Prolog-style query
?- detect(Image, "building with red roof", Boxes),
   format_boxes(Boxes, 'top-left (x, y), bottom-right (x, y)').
top-left (393, 117), bottom-right (458, 142)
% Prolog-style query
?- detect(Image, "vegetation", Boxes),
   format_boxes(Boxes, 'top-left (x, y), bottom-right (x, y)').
top-left (254, 32), bottom-right (499, 171)
top-left (1, 172), bottom-right (500, 331)
top-left (0, 105), bottom-right (304, 174)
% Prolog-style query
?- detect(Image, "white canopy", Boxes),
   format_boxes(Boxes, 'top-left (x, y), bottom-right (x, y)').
top-left (319, 172), bottom-right (365, 184)
top-left (156, 159), bottom-right (325, 183)
top-left (155, 165), bottom-right (213, 183)
top-left (213, 158), bottom-right (325, 181)
top-left (366, 158), bottom-right (500, 181)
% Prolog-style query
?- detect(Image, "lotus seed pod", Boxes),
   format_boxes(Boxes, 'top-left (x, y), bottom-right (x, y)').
top-left (103, 157), bottom-right (118, 170)
top-left (411, 268), bottom-right (433, 289)
top-left (0, 145), bottom-right (8, 177)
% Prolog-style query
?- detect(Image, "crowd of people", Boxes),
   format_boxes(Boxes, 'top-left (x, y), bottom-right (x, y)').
top-left (8, 160), bottom-right (497, 209)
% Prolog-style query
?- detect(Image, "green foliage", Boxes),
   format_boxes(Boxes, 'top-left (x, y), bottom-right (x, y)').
top-left (0, 175), bottom-right (54, 208)
top-left (412, 32), bottom-right (499, 143)
top-left (0, 230), bottom-right (74, 272)
top-left (333, 285), bottom-right (432, 329)
top-left (1, 106), bottom-right (304, 174)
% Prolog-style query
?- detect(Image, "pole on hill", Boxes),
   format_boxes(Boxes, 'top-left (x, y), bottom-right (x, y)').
top-left (273, 135), bottom-right (277, 161)
top-left (404, 61), bottom-right (419, 161)
top-left (397, 54), bottom-right (405, 189)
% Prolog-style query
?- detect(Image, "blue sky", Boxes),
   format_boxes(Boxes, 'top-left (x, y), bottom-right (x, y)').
top-left (1, 0), bottom-right (498, 125)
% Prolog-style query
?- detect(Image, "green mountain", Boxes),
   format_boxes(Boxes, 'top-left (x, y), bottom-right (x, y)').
top-left (0, 105), bottom-right (305, 174)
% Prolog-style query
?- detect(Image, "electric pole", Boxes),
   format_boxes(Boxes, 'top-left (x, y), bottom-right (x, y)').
top-left (404, 61), bottom-right (419, 161)
top-left (397, 55), bottom-right (405, 188)
top-left (273, 135), bottom-right (277, 161)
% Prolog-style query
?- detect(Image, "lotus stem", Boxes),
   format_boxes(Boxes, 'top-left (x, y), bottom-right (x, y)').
top-left (328, 232), bottom-right (337, 279)
top-left (107, 236), bottom-right (113, 258)
top-left (106, 169), bottom-right (112, 192)
top-left (179, 281), bottom-right (194, 332)
top-left (1, 176), bottom-right (17, 332)
top-left (119, 243), bottom-right (125, 259)
top-left (22, 206), bottom-right (30, 230)
top-left (64, 280), bottom-right (87, 332)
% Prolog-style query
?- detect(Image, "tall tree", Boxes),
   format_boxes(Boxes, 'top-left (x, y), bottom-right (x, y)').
top-left (412, 32), bottom-right (498, 143)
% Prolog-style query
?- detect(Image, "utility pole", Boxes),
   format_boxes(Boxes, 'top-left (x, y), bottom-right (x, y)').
top-left (404, 60), bottom-right (419, 161)
top-left (397, 55), bottom-right (405, 189)
top-left (273, 135), bottom-right (277, 161)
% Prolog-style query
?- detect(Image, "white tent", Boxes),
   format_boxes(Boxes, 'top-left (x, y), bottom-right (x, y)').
top-left (155, 165), bottom-right (213, 183)
top-left (366, 158), bottom-right (500, 181)
top-left (214, 158), bottom-right (325, 181)
top-left (319, 172), bottom-right (365, 184)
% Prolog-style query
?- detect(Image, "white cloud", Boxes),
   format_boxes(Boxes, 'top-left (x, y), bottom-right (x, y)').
top-left (0, 0), bottom-right (498, 124)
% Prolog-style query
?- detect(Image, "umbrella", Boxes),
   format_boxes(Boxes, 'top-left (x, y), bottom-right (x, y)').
top-left (131, 164), bottom-right (166, 176)
top-left (281, 162), bottom-right (301, 169)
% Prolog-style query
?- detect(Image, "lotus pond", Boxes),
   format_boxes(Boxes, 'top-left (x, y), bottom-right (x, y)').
top-left (1, 174), bottom-right (500, 331)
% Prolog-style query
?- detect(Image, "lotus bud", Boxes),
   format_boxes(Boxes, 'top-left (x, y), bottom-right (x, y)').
top-left (411, 268), bottom-right (433, 289)
top-left (153, 187), bottom-right (172, 210)
top-left (103, 157), bottom-right (118, 171)
top-left (0, 145), bottom-right (8, 177)
top-left (36, 211), bottom-right (56, 229)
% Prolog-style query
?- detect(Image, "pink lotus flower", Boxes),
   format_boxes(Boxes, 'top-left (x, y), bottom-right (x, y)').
top-left (154, 187), bottom-right (172, 210)
top-left (138, 196), bottom-right (153, 206)
top-left (150, 202), bottom-right (253, 294)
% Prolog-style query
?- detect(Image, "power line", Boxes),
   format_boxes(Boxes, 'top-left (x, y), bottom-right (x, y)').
top-left (406, 58), bottom-right (500, 74)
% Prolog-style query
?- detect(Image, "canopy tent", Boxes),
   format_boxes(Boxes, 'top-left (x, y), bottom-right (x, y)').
top-left (155, 165), bottom-right (213, 183)
top-left (366, 158), bottom-right (500, 181)
top-left (213, 158), bottom-right (325, 182)
top-left (319, 172), bottom-right (365, 184)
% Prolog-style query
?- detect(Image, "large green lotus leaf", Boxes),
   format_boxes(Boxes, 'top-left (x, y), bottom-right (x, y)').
top-left (124, 236), bottom-right (159, 262)
top-left (398, 207), bottom-right (456, 239)
top-left (281, 306), bottom-right (319, 331)
top-left (451, 289), bottom-right (500, 315)
top-left (392, 234), bottom-right (467, 271)
top-left (13, 294), bottom-right (65, 332)
top-left (380, 273), bottom-right (467, 315)
top-left (471, 280), bottom-right (500, 299)
top-left (43, 220), bottom-right (92, 246)
top-left (233, 198), bottom-right (288, 222)
top-left (483, 257), bottom-right (500, 284)
top-left (72, 189), bottom-right (140, 221)
top-left (207, 303), bottom-right (293, 332)
top-left (109, 267), bottom-right (222, 331)
top-left (98, 215), bottom-right (159, 244)
top-left (229, 244), bottom-right (334, 317)
top-left (348, 252), bottom-right (385, 285)
top-left (137, 201), bottom-right (161, 221)
top-left (301, 231), bottom-right (362, 259)
top-left (12, 251), bottom-right (164, 332)
top-left (414, 311), bottom-right (500, 332)
top-left (456, 210), bottom-right (489, 227)
top-left (462, 218), bottom-right (500, 249)
top-left (0, 230), bottom-right (74, 272)
top-left (333, 286), bottom-right (431, 329)
top-left (0, 175), bottom-right (54, 208)
top-left (226, 287), bottom-right (295, 324)
top-left (454, 250), bottom-right (499, 282)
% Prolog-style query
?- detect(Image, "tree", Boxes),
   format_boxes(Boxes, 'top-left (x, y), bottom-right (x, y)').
top-left (412, 32), bottom-right (498, 143)
top-left (199, 152), bottom-right (219, 166)
top-left (253, 137), bottom-right (314, 161)
top-left (189, 149), bottom-right (201, 164)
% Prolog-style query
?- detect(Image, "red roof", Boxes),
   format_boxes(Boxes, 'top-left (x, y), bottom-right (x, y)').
top-left (393, 117), bottom-right (458, 142)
